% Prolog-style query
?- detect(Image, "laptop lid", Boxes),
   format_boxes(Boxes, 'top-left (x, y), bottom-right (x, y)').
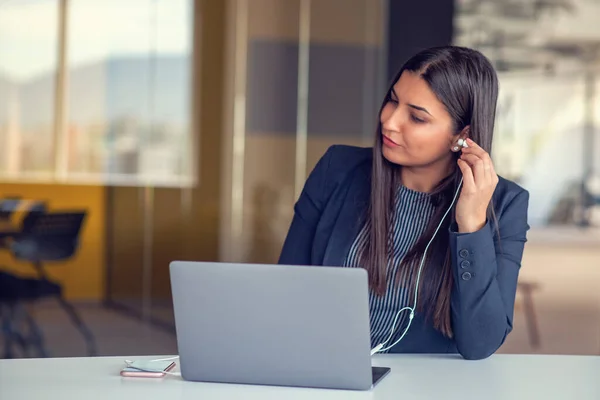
top-left (169, 261), bottom-right (374, 390)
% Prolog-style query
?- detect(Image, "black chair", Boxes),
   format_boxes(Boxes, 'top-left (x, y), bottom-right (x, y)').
top-left (0, 198), bottom-right (22, 221)
top-left (0, 211), bottom-right (97, 358)
top-left (0, 198), bottom-right (46, 248)
top-left (0, 271), bottom-right (60, 358)
top-left (0, 198), bottom-right (46, 221)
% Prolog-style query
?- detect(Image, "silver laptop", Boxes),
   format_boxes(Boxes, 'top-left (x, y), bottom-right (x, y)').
top-left (169, 261), bottom-right (390, 390)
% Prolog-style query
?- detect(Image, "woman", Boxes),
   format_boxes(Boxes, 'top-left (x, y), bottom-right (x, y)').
top-left (278, 46), bottom-right (530, 360)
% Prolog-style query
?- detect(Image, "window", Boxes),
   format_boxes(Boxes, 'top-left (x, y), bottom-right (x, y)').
top-left (0, 0), bottom-right (59, 180)
top-left (0, 0), bottom-right (195, 187)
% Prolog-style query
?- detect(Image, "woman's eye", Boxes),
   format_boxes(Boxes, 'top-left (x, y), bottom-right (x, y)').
top-left (410, 114), bottom-right (425, 123)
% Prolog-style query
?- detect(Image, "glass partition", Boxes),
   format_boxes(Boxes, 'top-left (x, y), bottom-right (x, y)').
top-left (224, 0), bottom-right (387, 264)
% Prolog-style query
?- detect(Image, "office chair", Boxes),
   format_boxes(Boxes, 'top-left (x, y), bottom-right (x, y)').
top-left (0, 198), bottom-right (46, 220)
top-left (0, 211), bottom-right (97, 358)
top-left (0, 271), bottom-right (60, 358)
top-left (0, 197), bottom-right (22, 220)
top-left (0, 198), bottom-right (46, 248)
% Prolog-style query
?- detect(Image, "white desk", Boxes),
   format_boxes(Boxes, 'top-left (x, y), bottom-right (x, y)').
top-left (1, 354), bottom-right (598, 399)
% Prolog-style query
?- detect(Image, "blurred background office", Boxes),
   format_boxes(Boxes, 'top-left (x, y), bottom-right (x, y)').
top-left (0, 0), bottom-right (598, 358)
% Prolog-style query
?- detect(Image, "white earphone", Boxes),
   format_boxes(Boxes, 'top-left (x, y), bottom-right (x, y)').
top-left (453, 138), bottom-right (469, 152)
top-left (370, 176), bottom-right (464, 355)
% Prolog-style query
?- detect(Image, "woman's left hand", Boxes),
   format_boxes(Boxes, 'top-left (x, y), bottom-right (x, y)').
top-left (455, 138), bottom-right (499, 233)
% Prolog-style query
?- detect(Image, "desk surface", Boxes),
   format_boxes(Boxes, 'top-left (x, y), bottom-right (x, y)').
top-left (1, 354), bottom-right (598, 400)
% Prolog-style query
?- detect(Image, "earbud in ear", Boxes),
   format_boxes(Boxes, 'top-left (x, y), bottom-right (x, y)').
top-left (457, 138), bottom-right (469, 148)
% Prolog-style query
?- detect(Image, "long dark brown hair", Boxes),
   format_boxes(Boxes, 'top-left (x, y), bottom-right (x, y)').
top-left (360, 46), bottom-right (500, 337)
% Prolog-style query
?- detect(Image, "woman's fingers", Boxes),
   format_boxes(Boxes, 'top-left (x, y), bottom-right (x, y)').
top-left (460, 153), bottom-right (487, 185)
top-left (461, 138), bottom-right (488, 159)
top-left (460, 139), bottom-right (495, 183)
top-left (457, 158), bottom-right (475, 191)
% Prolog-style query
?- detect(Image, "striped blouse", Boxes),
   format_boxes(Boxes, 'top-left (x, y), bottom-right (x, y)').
top-left (343, 185), bottom-right (436, 352)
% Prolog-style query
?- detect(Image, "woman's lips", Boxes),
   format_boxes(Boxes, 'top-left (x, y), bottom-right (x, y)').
top-left (382, 135), bottom-right (400, 147)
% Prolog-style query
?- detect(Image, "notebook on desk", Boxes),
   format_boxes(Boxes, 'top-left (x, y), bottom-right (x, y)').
top-left (169, 261), bottom-right (391, 390)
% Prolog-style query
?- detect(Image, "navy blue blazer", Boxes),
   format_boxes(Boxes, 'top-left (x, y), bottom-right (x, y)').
top-left (278, 145), bottom-right (530, 360)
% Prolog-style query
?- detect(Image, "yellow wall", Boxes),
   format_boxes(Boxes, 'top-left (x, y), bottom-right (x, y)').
top-left (0, 184), bottom-right (105, 300)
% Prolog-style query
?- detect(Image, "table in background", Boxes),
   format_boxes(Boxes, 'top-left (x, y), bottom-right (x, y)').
top-left (0, 354), bottom-right (598, 400)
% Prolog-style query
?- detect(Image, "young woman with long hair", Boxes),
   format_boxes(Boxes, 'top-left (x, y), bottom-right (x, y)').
top-left (279, 46), bottom-right (530, 360)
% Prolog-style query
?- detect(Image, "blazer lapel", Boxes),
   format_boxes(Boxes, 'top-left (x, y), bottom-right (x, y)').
top-left (322, 165), bottom-right (371, 267)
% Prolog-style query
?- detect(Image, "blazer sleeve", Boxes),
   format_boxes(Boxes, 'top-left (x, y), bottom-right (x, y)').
top-left (448, 189), bottom-right (530, 360)
top-left (278, 146), bottom-right (335, 265)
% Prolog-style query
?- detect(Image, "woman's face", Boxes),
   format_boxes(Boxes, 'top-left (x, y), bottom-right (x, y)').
top-left (380, 71), bottom-right (458, 168)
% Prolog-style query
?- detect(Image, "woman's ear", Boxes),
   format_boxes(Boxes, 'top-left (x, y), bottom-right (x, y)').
top-left (459, 125), bottom-right (470, 142)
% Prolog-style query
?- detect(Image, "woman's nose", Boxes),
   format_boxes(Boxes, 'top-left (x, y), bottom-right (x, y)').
top-left (382, 108), bottom-right (404, 133)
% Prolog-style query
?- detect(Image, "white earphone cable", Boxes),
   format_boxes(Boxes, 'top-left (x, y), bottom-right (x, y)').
top-left (124, 356), bottom-right (179, 365)
top-left (371, 177), bottom-right (463, 355)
